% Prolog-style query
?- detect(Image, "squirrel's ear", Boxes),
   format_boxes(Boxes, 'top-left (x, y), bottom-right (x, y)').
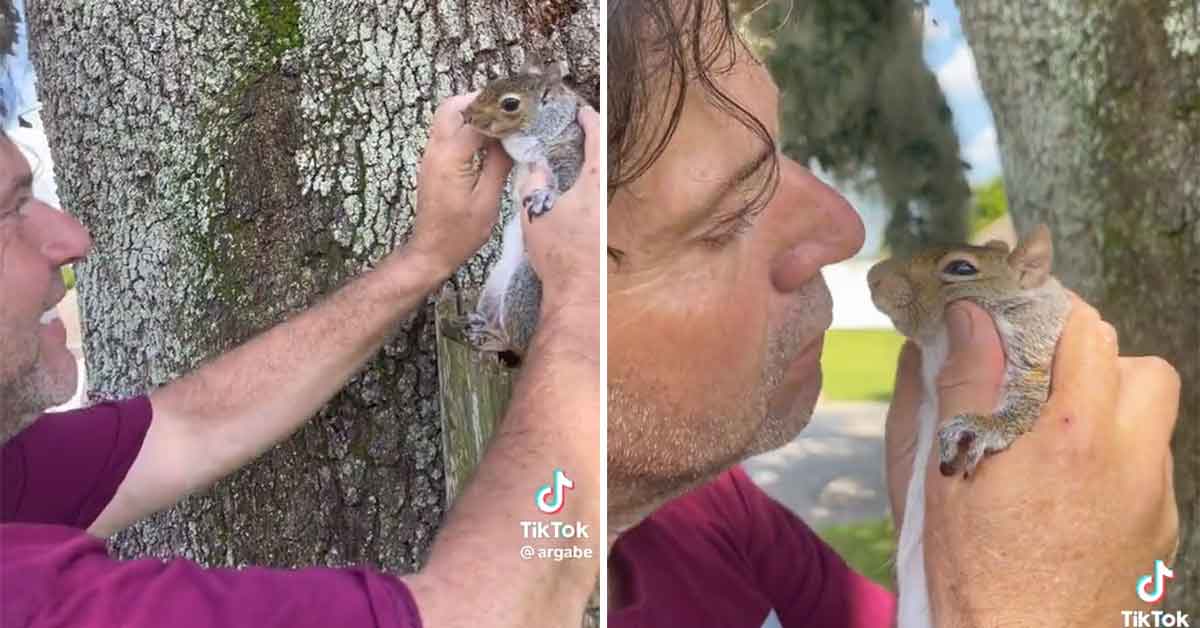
top-left (521, 53), bottom-right (545, 76)
top-left (1007, 224), bottom-right (1053, 288)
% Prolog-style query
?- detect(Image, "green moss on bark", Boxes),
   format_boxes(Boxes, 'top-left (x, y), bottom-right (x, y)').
top-left (248, 0), bottom-right (303, 58)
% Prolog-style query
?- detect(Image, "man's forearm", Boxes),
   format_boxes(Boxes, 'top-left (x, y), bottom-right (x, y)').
top-left (408, 305), bottom-right (601, 627)
top-left (157, 248), bottom-right (452, 481)
top-left (91, 248), bottom-right (452, 535)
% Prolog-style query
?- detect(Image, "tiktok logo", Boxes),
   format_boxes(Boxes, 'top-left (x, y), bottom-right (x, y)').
top-left (1137, 560), bottom-right (1174, 604)
top-left (535, 468), bottom-right (574, 515)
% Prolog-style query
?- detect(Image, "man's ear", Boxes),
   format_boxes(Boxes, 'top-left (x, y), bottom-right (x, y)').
top-left (1007, 224), bottom-right (1054, 288)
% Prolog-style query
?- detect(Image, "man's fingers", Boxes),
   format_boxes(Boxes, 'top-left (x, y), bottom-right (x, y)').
top-left (579, 106), bottom-right (600, 164)
top-left (1046, 295), bottom-right (1119, 424)
top-left (428, 92), bottom-right (488, 163)
top-left (1114, 356), bottom-right (1180, 454)
top-left (885, 341), bottom-right (923, 526)
top-left (575, 106), bottom-right (601, 188)
top-left (472, 141), bottom-right (513, 207)
top-left (887, 342), bottom-right (923, 438)
top-left (429, 92), bottom-right (480, 141)
top-left (935, 301), bottom-right (1006, 424)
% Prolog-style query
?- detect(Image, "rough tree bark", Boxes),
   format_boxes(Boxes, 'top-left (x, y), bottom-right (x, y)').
top-left (27, 0), bottom-right (598, 572)
top-left (958, 0), bottom-right (1199, 612)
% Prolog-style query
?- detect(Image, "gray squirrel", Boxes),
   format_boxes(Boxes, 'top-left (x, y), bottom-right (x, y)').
top-left (867, 224), bottom-right (1069, 628)
top-left (460, 57), bottom-right (585, 361)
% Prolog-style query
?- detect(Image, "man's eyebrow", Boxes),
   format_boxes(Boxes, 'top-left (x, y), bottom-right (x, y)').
top-left (0, 171), bottom-right (33, 206)
top-left (700, 143), bottom-right (774, 215)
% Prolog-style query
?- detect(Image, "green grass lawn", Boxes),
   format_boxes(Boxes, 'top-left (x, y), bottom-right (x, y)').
top-left (818, 517), bottom-right (897, 590)
top-left (820, 329), bottom-right (906, 402)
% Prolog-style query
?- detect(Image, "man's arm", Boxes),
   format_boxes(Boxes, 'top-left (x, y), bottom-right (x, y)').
top-left (89, 93), bottom-right (514, 538)
top-left (406, 107), bottom-right (603, 627)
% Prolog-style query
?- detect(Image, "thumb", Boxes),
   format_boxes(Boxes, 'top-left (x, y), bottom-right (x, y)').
top-left (471, 140), bottom-right (513, 212)
top-left (936, 301), bottom-right (1005, 425)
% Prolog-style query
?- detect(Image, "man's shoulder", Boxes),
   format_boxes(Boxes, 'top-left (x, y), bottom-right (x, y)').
top-left (2, 397), bottom-right (153, 527)
top-left (4, 396), bottom-right (154, 463)
top-left (612, 466), bottom-right (775, 581)
top-left (638, 466), bottom-right (768, 532)
top-left (0, 523), bottom-right (423, 628)
top-left (0, 523), bottom-right (109, 627)
top-left (608, 467), bottom-right (786, 627)
top-left (12, 397), bottom-right (152, 441)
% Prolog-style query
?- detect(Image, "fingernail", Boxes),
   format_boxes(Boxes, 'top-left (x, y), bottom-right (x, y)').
top-left (946, 303), bottom-right (975, 345)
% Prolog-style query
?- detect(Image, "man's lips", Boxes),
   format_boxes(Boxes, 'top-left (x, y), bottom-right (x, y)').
top-left (41, 314), bottom-right (67, 344)
top-left (42, 279), bottom-right (68, 315)
top-left (38, 279), bottom-right (69, 343)
top-left (783, 333), bottom-right (825, 383)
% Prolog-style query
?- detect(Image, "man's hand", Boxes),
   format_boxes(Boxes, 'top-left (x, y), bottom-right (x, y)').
top-left (887, 297), bottom-right (1180, 626)
top-left (521, 106), bottom-right (601, 319)
top-left (409, 92), bottom-right (513, 278)
top-left (407, 109), bottom-right (601, 628)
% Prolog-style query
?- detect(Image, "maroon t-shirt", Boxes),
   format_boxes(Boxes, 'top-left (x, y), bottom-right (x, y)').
top-left (609, 466), bottom-right (895, 627)
top-left (0, 397), bottom-right (422, 628)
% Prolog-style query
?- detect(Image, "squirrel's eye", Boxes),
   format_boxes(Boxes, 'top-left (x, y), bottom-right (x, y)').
top-left (943, 260), bottom-right (978, 276)
top-left (500, 96), bottom-right (521, 112)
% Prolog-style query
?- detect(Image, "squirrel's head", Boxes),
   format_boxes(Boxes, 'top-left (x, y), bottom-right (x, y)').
top-left (867, 224), bottom-right (1055, 339)
top-left (462, 57), bottom-right (564, 138)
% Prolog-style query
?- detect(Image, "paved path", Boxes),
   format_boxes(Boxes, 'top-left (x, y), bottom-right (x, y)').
top-left (744, 401), bottom-right (891, 527)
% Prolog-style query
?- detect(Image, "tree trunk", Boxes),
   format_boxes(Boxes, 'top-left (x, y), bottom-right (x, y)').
top-left (27, 0), bottom-right (598, 572)
top-left (958, 0), bottom-right (1199, 612)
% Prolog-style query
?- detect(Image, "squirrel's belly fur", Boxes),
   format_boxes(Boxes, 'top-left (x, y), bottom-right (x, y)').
top-left (896, 328), bottom-right (948, 628)
top-left (478, 206), bottom-right (529, 339)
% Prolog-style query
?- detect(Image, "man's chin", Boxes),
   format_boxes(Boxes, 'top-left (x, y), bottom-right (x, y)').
top-left (749, 370), bottom-right (822, 455)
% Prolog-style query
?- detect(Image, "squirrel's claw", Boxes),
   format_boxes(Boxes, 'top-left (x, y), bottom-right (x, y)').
top-left (522, 188), bottom-right (558, 221)
top-left (938, 414), bottom-right (1015, 478)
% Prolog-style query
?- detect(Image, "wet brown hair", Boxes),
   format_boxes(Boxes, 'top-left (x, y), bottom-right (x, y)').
top-left (607, 0), bottom-right (779, 208)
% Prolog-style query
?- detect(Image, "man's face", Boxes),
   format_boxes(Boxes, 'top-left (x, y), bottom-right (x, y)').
top-left (0, 135), bottom-right (91, 439)
top-left (607, 45), bottom-right (865, 527)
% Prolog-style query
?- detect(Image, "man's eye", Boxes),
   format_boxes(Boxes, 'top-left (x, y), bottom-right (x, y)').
top-left (2, 199), bottom-right (30, 222)
top-left (700, 213), bottom-right (755, 249)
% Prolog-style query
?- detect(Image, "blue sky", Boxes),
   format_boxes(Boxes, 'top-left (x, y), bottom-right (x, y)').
top-left (922, 0), bottom-right (1001, 185)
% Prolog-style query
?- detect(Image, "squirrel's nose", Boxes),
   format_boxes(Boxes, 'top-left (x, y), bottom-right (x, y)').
top-left (867, 262), bottom-right (887, 291)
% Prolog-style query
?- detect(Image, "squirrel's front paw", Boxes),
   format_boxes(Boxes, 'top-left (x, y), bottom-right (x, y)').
top-left (937, 414), bottom-right (1017, 478)
top-left (522, 188), bottom-right (558, 221)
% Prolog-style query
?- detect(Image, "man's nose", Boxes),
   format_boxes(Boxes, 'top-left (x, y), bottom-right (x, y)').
top-left (32, 202), bottom-right (92, 266)
top-left (769, 159), bottom-right (866, 292)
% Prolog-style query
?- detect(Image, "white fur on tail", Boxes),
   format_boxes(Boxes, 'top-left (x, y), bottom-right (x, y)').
top-left (895, 329), bottom-right (949, 628)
